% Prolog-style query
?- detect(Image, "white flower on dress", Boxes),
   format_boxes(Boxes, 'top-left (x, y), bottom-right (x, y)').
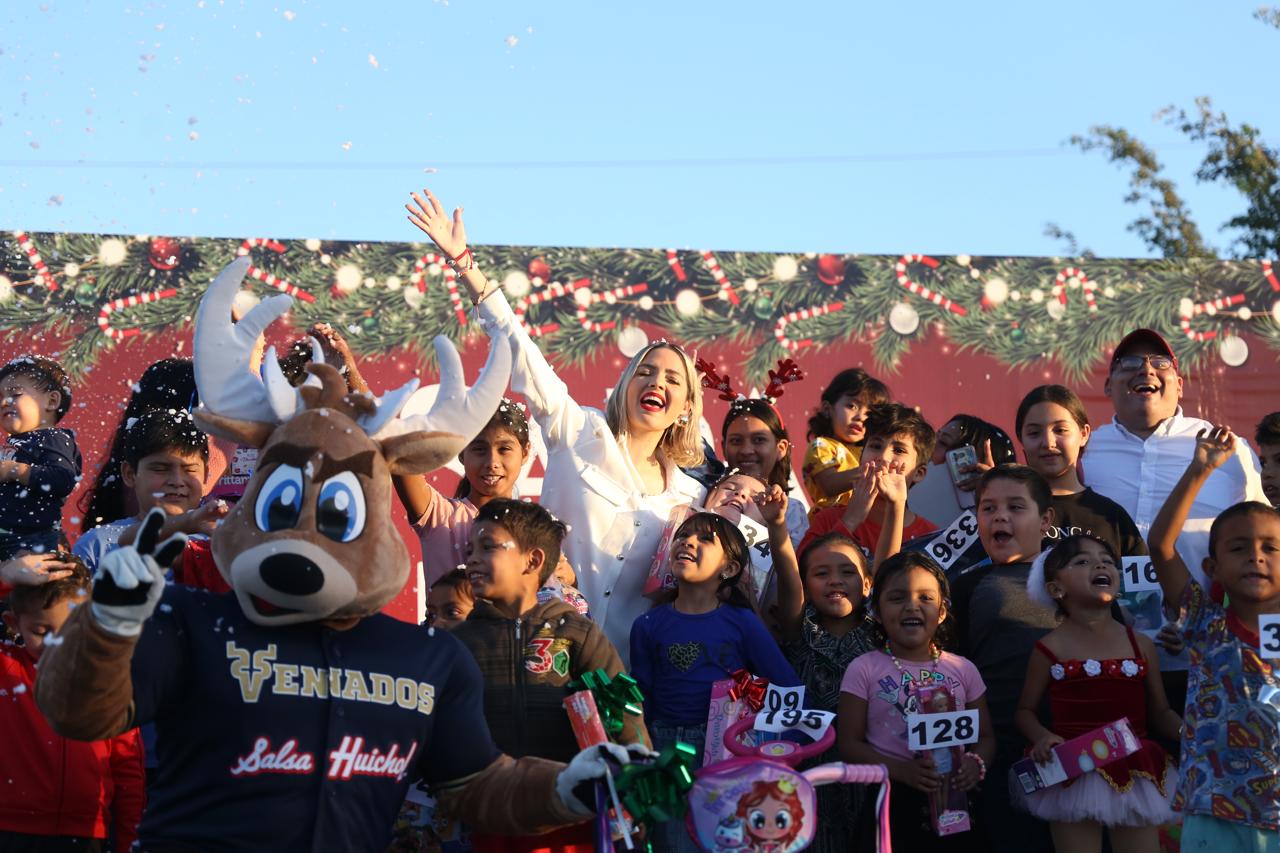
top-left (1121, 660), bottom-right (1140, 678)
top-left (1083, 659), bottom-right (1102, 677)
top-left (1049, 664), bottom-right (1065, 680)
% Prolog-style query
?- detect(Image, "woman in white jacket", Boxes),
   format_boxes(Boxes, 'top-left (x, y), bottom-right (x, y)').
top-left (407, 190), bottom-right (706, 660)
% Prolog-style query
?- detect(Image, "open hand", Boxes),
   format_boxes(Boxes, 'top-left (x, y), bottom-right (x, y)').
top-left (1192, 426), bottom-right (1236, 474)
top-left (756, 484), bottom-right (788, 528)
top-left (842, 462), bottom-right (880, 530)
top-left (406, 189), bottom-right (467, 259)
top-left (0, 552), bottom-right (78, 586)
top-left (876, 460), bottom-right (910, 506)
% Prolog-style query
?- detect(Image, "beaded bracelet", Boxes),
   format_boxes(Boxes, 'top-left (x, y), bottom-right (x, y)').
top-left (448, 248), bottom-right (476, 274)
top-left (962, 752), bottom-right (987, 781)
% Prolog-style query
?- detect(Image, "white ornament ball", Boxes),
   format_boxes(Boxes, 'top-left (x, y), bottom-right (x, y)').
top-left (1104, 286), bottom-right (1116, 298)
top-left (983, 277), bottom-right (1010, 306)
top-left (363, 276), bottom-right (377, 289)
top-left (743, 277), bottom-right (759, 293)
top-left (1179, 298), bottom-right (1195, 318)
top-left (955, 254), bottom-right (971, 267)
top-left (674, 289), bottom-right (702, 316)
top-left (888, 302), bottom-right (920, 336)
top-left (231, 290), bottom-right (260, 316)
top-left (402, 286), bottom-right (425, 310)
top-left (63, 262), bottom-right (80, 278)
top-left (385, 275), bottom-right (402, 291)
top-left (1238, 307), bottom-right (1252, 321)
top-left (334, 264), bottom-right (362, 294)
top-left (573, 287), bottom-right (594, 307)
top-left (1066, 276), bottom-right (1081, 290)
top-left (320, 253), bottom-right (332, 265)
top-left (772, 255), bottom-right (798, 281)
top-left (1010, 290), bottom-right (1022, 302)
top-left (969, 268), bottom-right (981, 279)
top-left (0, 275), bottom-right (12, 303)
top-left (1046, 300), bottom-right (1066, 321)
top-left (617, 326), bottom-right (649, 358)
top-left (305, 238), bottom-right (322, 251)
top-left (98, 238), bottom-right (128, 266)
top-left (1030, 289), bottom-right (1044, 304)
top-left (502, 270), bottom-right (531, 298)
top-left (1219, 334), bottom-right (1248, 367)
top-left (638, 295), bottom-right (654, 311)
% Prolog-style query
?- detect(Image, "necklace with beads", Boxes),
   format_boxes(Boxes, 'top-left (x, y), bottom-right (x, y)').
top-left (884, 641), bottom-right (943, 695)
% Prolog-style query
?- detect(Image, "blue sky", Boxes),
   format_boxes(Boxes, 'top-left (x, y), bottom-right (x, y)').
top-left (2, 1), bottom-right (1275, 257)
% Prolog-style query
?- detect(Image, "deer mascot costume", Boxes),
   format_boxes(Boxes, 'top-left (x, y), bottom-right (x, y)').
top-left (37, 257), bottom-right (631, 851)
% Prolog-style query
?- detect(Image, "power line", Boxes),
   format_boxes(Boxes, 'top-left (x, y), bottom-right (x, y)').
top-left (0, 143), bottom-right (1203, 173)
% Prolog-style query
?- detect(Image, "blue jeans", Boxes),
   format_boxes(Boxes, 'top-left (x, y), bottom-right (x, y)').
top-left (646, 722), bottom-right (707, 853)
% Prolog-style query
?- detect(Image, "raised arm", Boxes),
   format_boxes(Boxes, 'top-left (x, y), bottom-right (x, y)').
top-left (1148, 426), bottom-right (1236, 606)
top-left (760, 485), bottom-right (804, 641)
top-left (872, 461), bottom-right (909, 569)
top-left (406, 190), bottom-right (588, 448)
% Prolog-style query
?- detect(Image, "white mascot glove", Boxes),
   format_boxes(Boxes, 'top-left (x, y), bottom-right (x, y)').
top-left (554, 742), bottom-right (655, 816)
top-left (90, 509), bottom-right (187, 637)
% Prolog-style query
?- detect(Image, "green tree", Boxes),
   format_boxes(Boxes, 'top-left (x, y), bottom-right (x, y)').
top-left (1049, 8), bottom-right (1279, 260)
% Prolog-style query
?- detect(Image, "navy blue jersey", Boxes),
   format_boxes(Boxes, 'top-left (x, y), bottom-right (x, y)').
top-left (0, 427), bottom-right (80, 535)
top-left (131, 585), bottom-right (499, 852)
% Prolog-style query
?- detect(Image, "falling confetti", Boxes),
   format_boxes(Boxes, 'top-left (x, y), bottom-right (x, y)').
top-left (341, 142), bottom-right (352, 151)
top-left (504, 35), bottom-right (518, 47)
top-left (283, 9), bottom-right (296, 20)
top-left (368, 53), bottom-right (379, 69)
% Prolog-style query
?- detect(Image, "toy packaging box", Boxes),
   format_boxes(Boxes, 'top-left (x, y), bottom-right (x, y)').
top-left (915, 684), bottom-right (972, 836)
top-left (643, 503), bottom-right (695, 598)
top-left (703, 677), bottom-right (762, 765)
top-left (1012, 717), bottom-right (1141, 794)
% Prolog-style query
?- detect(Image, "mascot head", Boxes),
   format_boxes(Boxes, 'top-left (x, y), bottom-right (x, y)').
top-left (192, 256), bottom-right (511, 626)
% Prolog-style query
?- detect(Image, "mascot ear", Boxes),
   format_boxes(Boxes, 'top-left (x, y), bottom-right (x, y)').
top-left (380, 431), bottom-right (465, 475)
top-left (192, 409), bottom-right (277, 449)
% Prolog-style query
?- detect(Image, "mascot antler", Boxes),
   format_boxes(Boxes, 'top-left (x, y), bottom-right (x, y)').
top-left (763, 358), bottom-right (805, 403)
top-left (696, 357), bottom-right (741, 402)
top-left (192, 256), bottom-right (512, 625)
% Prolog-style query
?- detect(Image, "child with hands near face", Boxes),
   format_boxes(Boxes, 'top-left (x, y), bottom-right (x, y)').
top-left (802, 368), bottom-right (891, 514)
top-left (1014, 534), bottom-right (1180, 852)
top-left (1148, 426), bottom-right (1280, 846)
top-left (838, 552), bottom-right (995, 851)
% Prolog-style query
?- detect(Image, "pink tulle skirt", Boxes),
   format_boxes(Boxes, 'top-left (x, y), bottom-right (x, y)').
top-left (1012, 763), bottom-right (1176, 827)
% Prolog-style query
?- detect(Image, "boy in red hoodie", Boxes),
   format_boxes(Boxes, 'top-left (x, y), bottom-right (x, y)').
top-left (0, 556), bottom-right (145, 852)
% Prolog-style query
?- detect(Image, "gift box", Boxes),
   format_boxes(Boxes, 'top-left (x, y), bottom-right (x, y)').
top-left (703, 672), bottom-right (766, 765)
top-left (1013, 717), bottom-right (1141, 794)
top-left (915, 685), bottom-right (971, 837)
top-left (643, 503), bottom-right (695, 599)
top-left (563, 689), bottom-right (610, 749)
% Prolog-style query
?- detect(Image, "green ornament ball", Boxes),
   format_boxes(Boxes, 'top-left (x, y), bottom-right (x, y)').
top-left (1011, 326), bottom-right (1025, 343)
top-left (751, 293), bottom-right (774, 320)
top-left (360, 315), bottom-right (379, 332)
top-left (75, 282), bottom-right (98, 304)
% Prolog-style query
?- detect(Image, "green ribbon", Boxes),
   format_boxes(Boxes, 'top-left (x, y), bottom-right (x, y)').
top-left (568, 669), bottom-right (645, 739)
top-left (614, 740), bottom-right (698, 845)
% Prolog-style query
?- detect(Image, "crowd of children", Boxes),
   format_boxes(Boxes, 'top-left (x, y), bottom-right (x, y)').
top-left (0, 191), bottom-right (1276, 852)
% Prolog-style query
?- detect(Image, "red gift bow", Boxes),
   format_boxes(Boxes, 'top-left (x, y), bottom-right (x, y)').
top-left (726, 669), bottom-right (769, 712)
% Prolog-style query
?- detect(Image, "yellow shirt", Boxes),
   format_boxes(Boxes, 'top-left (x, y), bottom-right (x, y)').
top-left (802, 436), bottom-right (862, 513)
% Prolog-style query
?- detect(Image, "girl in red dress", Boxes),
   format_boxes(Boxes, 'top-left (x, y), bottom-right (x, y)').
top-left (1015, 534), bottom-right (1182, 852)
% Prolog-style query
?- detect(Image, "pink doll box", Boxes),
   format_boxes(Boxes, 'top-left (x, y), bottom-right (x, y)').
top-left (1012, 717), bottom-right (1141, 794)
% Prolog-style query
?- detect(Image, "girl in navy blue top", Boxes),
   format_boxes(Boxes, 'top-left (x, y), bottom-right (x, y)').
top-left (630, 511), bottom-right (799, 851)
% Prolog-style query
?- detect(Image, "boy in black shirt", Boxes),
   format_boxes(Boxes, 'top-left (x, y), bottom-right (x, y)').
top-left (950, 464), bottom-right (1056, 853)
top-left (0, 356), bottom-right (81, 558)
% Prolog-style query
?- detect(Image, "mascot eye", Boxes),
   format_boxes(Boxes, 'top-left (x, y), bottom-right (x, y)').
top-left (316, 471), bottom-right (366, 543)
top-left (749, 810), bottom-right (766, 830)
top-left (775, 809), bottom-right (792, 830)
top-left (255, 465), bottom-right (304, 532)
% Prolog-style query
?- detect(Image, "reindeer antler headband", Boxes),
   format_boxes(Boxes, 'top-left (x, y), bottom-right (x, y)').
top-left (696, 357), bottom-right (805, 427)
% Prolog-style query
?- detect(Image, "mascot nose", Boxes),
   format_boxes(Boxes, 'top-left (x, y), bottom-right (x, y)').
top-left (260, 553), bottom-right (326, 596)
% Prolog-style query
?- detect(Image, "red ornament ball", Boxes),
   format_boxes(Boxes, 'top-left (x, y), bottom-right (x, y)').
top-left (527, 257), bottom-right (552, 283)
top-left (815, 254), bottom-right (845, 286)
top-left (148, 237), bottom-right (182, 271)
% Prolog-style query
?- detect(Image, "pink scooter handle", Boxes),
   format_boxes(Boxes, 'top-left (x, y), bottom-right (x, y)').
top-left (723, 713), bottom-right (836, 762)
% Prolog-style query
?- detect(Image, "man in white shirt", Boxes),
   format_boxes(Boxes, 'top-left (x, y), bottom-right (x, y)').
top-left (1087, 328), bottom-right (1266, 579)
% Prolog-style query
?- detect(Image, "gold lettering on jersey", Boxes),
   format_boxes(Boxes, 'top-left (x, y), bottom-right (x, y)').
top-left (223, 641), bottom-right (435, 716)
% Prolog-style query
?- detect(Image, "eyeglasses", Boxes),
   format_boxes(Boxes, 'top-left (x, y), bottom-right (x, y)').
top-left (1112, 354), bottom-right (1174, 372)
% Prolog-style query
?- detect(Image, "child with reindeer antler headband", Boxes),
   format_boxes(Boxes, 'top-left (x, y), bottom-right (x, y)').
top-left (698, 356), bottom-right (811, 548)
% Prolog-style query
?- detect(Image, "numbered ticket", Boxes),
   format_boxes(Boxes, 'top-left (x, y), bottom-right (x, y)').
top-left (905, 709), bottom-right (980, 751)
top-left (1260, 614), bottom-right (1280, 659)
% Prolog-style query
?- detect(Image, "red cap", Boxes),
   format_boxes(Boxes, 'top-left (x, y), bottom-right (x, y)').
top-left (1110, 328), bottom-right (1178, 372)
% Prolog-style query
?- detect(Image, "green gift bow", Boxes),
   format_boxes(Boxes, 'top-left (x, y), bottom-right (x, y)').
top-left (568, 669), bottom-right (644, 739)
top-left (614, 740), bottom-right (698, 847)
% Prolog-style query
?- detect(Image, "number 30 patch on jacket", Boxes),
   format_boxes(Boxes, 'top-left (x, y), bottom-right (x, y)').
top-left (524, 635), bottom-right (572, 677)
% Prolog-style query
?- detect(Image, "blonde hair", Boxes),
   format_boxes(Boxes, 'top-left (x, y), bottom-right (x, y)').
top-left (605, 341), bottom-right (705, 468)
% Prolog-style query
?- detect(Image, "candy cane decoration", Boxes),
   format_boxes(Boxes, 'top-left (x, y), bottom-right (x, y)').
top-left (1264, 259), bottom-right (1279, 292)
top-left (11, 231), bottom-right (58, 292)
top-left (236, 239), bottom-right (316, 303)
top-left (576, 282), bottom-right (649, 332)
top-left (1179, 293), bottom-right (1247, 341)
top-left (665, 249), bottom-right (687, 281)
top-left (512, 278), bottom-right (592, 338)
top-left (409, 252), bottom-right (467, 327)
top-left (894, 255), bottom-right (966, 317)
top-left (774, 302), bottom-right (845, 352)
top-left (97, 288), bottom-right (179, 341)
top-left (700, 250), bottom-right (739, 305)
top-left (1052, 267), bottom-right (1098, 312)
